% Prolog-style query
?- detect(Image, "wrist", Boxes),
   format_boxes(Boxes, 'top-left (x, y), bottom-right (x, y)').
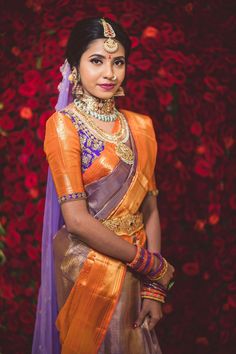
top-left (126, 245), bottom-right (168, 281)
top-left (141, 278), bottom-right (167, 303)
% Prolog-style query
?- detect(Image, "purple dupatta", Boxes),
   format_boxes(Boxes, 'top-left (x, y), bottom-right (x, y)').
top-left (32, 60), bottom-right (72, 354)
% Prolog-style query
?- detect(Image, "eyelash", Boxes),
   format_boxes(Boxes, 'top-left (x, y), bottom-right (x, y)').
top-left (90, 58), bottom-right (125, 66)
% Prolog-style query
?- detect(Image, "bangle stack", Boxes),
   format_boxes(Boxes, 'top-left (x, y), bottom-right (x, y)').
top-left (148, 253), bottom-right (168, 281)
top-left (127, 245), bottom-right (168, 281)
top-left (141, 279), bottom-right (167, 303)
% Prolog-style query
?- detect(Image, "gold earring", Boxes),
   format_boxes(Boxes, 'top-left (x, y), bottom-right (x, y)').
top-left (114, 86), bottom-right (125, 96)
top-left (70, 68), bottom-right (83, 97)
top-left (75, 73), bottom-right (83, 96)
top-left (68, 67), bottom-right (77, 84)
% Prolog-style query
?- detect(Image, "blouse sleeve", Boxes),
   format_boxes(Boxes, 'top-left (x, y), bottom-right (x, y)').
top-left (146, 115), bottom-right (159, 197)
top-left (44, 111), bottom-right (86, 205)
top-left (147, 173), bottom-right (159, 197)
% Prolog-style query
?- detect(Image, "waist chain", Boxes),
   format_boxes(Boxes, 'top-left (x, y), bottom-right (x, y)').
top-left (101, 212), bottom-right (144, 236)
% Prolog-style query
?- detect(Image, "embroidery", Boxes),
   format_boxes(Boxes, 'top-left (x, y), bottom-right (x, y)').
top-left (61, 109), bottom-right (105, 172)
top-left (58, 192), bottom-right (87, 204)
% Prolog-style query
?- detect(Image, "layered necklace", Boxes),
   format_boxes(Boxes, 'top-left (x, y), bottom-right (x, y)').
top-left (73, 94), bottom-right (134, 165)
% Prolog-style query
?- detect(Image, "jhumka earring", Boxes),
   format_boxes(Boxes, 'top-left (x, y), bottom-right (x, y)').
top-left (114, 86), bottom-right (125, 96)
top-left (68, 66), bottom-right (83, 97)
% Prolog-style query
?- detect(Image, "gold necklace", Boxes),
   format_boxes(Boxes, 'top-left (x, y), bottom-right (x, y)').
top-left (74, 94), bottom-right (118, 122)
top-left (73, 105), bottom-right (134, 165)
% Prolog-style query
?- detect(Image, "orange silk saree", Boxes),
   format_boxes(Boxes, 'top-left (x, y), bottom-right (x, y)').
top-left (43, 106), bottom-right (162, 354)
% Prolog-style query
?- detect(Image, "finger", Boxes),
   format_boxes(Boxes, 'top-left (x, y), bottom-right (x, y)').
top-left (148, 314), bottom-right (163, 331)
top-left (134, 308), bottom-right (149, 328)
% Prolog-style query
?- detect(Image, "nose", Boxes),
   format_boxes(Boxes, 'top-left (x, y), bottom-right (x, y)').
top-left (103, 62), bottom-right (114, 80)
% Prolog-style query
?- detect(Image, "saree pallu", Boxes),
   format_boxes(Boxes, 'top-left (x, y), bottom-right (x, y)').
top-left (33, 108), bottom-right (162, 354)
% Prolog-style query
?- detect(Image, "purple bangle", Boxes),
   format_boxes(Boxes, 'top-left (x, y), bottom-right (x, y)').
top-left (148, 252), bottom-right (164, 277)
top-left (133, 247), bottom-right (146, 270)
top-left (143, 281), bottom-right (167, 293)
top-left (141, 250), bottom-right (152, 275)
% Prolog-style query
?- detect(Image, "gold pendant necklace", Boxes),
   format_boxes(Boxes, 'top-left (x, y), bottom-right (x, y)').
top-left (115, 142), bottom-right (134, 165)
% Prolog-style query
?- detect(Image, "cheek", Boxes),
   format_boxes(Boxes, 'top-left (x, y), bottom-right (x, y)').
top-left (118, 68), bottom-right (126, 82)
top-left (80, 66), bottom-right (101, 82)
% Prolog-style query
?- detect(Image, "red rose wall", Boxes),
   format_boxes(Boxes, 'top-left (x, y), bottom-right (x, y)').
top-left (0, 0), bottom-right (235, 353)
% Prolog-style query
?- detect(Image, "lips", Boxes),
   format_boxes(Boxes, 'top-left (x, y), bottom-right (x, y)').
top-left (98, 84), bottom-right (115, 91)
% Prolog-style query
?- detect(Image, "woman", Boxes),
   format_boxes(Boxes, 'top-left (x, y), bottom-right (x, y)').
top-left (32, 18), bottom-right (174, 354)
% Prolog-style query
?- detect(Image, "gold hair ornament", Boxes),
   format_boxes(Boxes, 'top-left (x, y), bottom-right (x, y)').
top-left (100, 18), bottom-right (119, 53)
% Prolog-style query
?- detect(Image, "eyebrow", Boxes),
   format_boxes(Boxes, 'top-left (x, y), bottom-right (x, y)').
top-left (88, 54), bottom-right (125, 60)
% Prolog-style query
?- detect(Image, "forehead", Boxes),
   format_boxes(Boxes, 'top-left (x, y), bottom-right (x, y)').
top-left (84, 38), bottom-right (125, 57)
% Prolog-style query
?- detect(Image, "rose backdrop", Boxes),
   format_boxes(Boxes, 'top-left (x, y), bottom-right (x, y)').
top-left (0, 0), bottom-right (235, 353)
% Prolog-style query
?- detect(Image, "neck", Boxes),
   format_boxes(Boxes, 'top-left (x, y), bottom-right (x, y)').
top-left (76, 92), bottom-right (116, 115)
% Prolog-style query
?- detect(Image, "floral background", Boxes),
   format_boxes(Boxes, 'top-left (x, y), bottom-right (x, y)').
top-left (0, 0), bottom-right (235, 353)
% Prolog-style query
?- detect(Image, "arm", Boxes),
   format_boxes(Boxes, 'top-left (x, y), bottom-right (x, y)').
top-left (61, 199), bottom-right (136, 263)
top-left (141, 194), bottom-right (161, 253)
top-left (141, 170), bottom-right (161, 252)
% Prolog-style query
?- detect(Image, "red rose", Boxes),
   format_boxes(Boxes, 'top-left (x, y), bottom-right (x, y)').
top-left (171, 30), bottom-right (185, 44)
top-left (159, 91), bottom-right (173, 106)
top-left (0, 114), bottom-right (15, 130)
top-left (229, 194), bottom-right (236, 209)
top-left (194, 158), bottom-right (212, 177)
top-left (5, 229), bottom-right (21, 248)
top-left (26, 245), bottom-right (38, 261)
top-left (160, 133), bottom-right (177, 151)
top-left (25, 172), bottom-right (38, 189)
top-left (1, 284), bottom-right (14, 299)
top-left (18, 83), bottom-right (37, 97)
top-left (190, 121), bottom-right (202, 136)
top-left (182, 261), bottom-right (200, 276)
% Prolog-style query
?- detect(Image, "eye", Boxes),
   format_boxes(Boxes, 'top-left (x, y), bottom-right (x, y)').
top-left (114, 59), bottom-right (125, 67)
top-left (90, 58), bottom-right (103, 65)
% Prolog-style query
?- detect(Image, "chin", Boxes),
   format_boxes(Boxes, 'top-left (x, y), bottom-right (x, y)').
top-left (95, 91), bottom-right (115, 100)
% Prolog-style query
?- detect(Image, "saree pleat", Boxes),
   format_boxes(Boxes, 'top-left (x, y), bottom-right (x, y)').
top-left (98, 269), bottom-right (162, 354)
top-left (49, 108), bottom-right (161, 353)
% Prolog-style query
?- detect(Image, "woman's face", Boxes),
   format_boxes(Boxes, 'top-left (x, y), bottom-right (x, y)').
top-left (78, 38), bottom-right (126, 100)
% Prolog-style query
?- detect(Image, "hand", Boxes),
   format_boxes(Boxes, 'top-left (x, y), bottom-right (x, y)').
top-left (134, 299), bottom-right (163, 331)
top-left (158, 261), bottom-right (175, 289)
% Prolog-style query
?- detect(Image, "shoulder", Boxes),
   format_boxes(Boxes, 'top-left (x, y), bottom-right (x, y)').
top-left (45, 104), bottom-right (76, 132)
top-left (121, 109), bottom-right (153, 124)
top-left (121, 109), bottom-right (156, 139)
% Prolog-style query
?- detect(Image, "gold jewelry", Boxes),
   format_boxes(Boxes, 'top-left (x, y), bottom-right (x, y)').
top-left (111, 75), bottom-right (117, 81)
top-left (73, 103), bottom-right (134, 165)
top-left (75, 82), bottom-right (83, 96)
top-left (68, 66), bottom-right (78, 84)
top-left (114, 86), bottom-right (125, 97)
top-left (100, 18), bottom-right (119, 53)
top-left (102, 212), bottom-right (143, 236)
top-left (74, 93), bottom-right (118, 122)
top-left (69, 67), bottom-right (83, 97)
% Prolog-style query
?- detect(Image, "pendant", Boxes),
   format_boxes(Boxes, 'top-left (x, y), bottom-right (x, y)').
top-left (115, 142), bottom-right (134, 165)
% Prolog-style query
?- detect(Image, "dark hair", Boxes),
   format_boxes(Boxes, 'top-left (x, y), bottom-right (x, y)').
top-left (65, 17), bottom-right (131, 68)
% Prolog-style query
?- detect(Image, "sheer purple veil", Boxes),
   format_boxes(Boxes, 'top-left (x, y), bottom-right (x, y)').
top-left (32, 60), bottom-right (73, 354)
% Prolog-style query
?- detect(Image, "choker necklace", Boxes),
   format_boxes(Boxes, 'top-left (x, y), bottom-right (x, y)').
top-left (74, 94), bottom-right (119, 122)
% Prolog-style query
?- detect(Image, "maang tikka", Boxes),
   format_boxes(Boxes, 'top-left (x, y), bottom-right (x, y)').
top-left (100, 18), bottom-right (125, 96)
top-left (100, 18), bottom-right (119, 53)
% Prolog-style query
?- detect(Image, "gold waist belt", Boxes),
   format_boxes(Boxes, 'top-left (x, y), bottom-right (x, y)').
top-left (102, 212), bottom-right (144, 236)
